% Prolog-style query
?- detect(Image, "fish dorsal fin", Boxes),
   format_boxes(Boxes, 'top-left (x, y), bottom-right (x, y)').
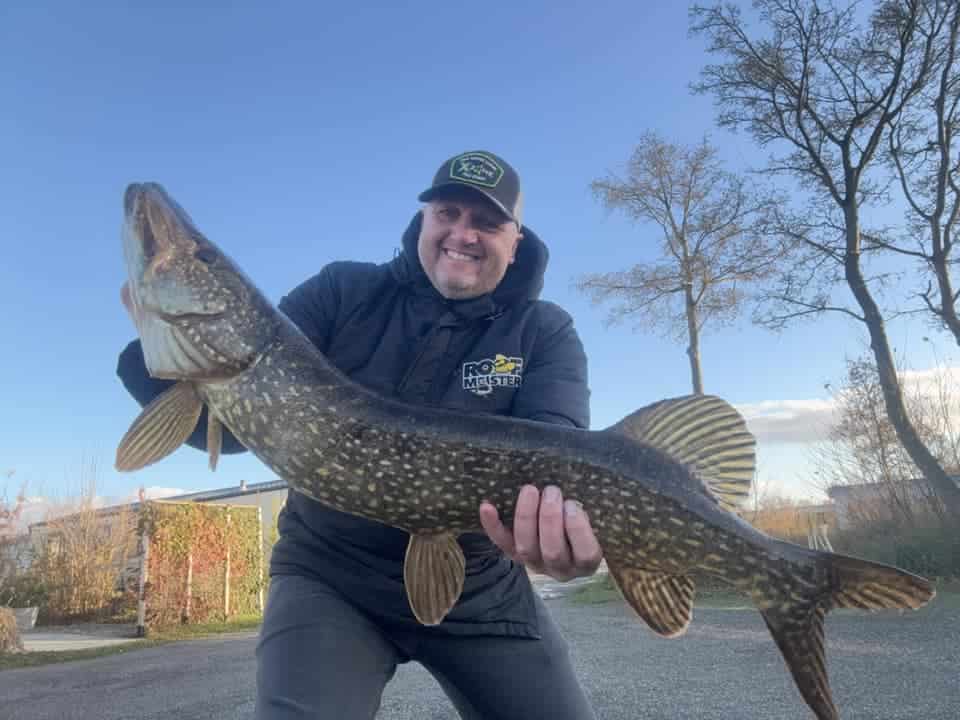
top-left (404, 532), bottom-right (466, 626)
top-left (606, 394), bottom-right (755, 512)
top-left (207, 411), bottom-right (223, 471)
top-left (607, 560), bottom-right (695, 638)
top-left (115, 382), bottom-right (204, 472)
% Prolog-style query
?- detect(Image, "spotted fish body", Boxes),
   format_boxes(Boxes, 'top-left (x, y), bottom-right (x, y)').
top-left (117, 183), bottom-right (934, 720)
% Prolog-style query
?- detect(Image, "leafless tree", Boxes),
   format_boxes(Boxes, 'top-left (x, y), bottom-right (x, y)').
top-left (811, 354), bottom-right (959, 526)
top-left (0, 471), bottom-right (26, 540)
top-left (578, 133), bottom-right (781, 394)
top-left (1, 471), bottom-right (28, 606)
top-left (691, 0), bottom-right (960, 514)
top-left (885, 3), bottom-right (960, 343)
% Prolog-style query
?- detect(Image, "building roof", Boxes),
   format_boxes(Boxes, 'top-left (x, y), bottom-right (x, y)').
top-left (165, 478), bottom-right (288, 503)
top-left (28, 478), bottom-right (289, 531)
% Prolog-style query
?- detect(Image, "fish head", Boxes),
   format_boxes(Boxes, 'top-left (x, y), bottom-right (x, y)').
top-left (122, 182), bottom-right (278, 381)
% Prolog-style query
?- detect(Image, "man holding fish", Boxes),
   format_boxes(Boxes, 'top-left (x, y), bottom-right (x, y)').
top-left (118, 150), bottom-right (602, 719)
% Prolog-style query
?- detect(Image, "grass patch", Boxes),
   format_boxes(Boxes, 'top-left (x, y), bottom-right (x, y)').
top-left (0, 615), bottom-right (262, 671)
top-left (568, 577), bottom-right (622, 606)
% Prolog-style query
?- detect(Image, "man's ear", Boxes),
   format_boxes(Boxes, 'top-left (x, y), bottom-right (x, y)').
top-left (510, 233), bottom-right (523, 263)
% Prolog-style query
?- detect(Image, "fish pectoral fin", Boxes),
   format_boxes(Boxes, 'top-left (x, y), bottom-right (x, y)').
top-left (207, 411), bottom-right (223, 471)
top-left (403, 532), bottom-right (466, 626)
top-left (607, 561), bottom-right (695, 638)
top-left (115, 381), bottom-right (204, 472)
top-left (759, 604), bottom-right (838, 720)
top-left (604, 395), bottom-right (756, 513)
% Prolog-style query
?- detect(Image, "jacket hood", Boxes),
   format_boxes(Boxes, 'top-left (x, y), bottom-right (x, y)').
top-left (389, 212), bottom-right (548, 313)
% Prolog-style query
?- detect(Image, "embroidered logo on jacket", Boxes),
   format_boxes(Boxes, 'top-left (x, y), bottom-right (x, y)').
top-left (462, 354), bottom-right (524, 396)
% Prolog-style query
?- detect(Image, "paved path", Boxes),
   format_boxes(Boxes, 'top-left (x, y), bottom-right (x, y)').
top-left (2, 595), bottom-right (958, 719)
top-left (19, 623), bottom-right (139, 652)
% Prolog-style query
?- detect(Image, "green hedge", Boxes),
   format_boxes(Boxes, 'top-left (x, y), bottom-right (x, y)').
top-left (140, 501), bottom-right (262, 629)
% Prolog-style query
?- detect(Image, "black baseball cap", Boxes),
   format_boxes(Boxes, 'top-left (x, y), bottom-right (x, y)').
top-left (418, 150), bottom-right (523, 227)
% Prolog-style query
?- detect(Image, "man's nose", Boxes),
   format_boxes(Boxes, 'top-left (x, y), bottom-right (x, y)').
top-left (449, 216), bottom-right (480, 244)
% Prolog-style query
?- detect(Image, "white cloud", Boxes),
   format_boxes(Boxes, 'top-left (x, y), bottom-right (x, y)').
top-left (736, 398), bottom-right (838, 443)
top-left (736, 365), bottom-right (960, 445)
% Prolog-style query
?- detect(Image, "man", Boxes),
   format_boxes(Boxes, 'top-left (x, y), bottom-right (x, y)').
top-left (117, 150), bottom-right (602, 719)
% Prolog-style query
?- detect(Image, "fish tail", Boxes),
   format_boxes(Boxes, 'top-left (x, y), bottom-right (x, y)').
top-left (758, 550), bottom-right (935, 720)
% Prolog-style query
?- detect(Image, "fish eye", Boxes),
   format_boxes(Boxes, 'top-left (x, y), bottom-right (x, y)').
top-left (195, 246), bottom-right (218, 265)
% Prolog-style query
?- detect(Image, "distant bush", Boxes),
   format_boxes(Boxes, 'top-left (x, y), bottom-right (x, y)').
top-left (832, 521), bottom-right (959, 579)
top-left (29, 499), bottom-right (138, 624)
top-left (0, 607), bottom-right (23, 654)
top-left (0, 572), bottom-right (46, 609)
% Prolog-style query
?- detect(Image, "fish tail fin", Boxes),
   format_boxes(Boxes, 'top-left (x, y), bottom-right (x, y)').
top-left (758, 549), bottom-right (935, 720)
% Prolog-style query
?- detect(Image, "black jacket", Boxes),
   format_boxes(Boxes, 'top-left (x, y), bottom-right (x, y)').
top-left (117, 212), bottom-right (590, 638)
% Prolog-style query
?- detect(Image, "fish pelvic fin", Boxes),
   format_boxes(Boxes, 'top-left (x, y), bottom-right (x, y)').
top-left (607, 559), bottom-right (695, 638)
top-left (115, 381), bottom-right (203, 472)
top-left (207, 411), bottom-right (223, 471)
top-left (403, 532), bottom-right (466, 626)
top-left (606, 394), bottom-right (755, 513)
top-left (758, 550), bottom-right (935, 720)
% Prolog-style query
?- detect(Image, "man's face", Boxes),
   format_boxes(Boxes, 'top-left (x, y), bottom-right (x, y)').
top-left (418, 190), bottom-right (522, 300)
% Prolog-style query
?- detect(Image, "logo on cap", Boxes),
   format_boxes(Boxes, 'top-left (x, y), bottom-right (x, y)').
top-left (450, 152), bottom-right (503, 188)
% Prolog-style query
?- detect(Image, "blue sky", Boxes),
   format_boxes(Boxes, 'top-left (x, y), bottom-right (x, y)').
top-left (1, 1), bottom-right (954, 512)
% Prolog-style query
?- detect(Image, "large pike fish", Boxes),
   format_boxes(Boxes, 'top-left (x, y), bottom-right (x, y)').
top-left (116, 183), bottom-right (934, 720)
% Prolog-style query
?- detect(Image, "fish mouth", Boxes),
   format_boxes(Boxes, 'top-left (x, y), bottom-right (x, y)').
top-left (125, 184), bottom-right (162, 269)
top-left (123, 182), bottom-right (225, 317)
top-left (122, 183), bottom-right (230, 379)
top-left (124, 183), bottom-right (204, 276)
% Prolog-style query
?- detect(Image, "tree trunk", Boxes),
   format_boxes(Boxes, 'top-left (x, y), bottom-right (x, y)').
top-left (930, 227), bottom-right (960, 345)
top-left (685, 283), bottom-right (704, 395)
top-left (844, 203), bottom-right (960, 517)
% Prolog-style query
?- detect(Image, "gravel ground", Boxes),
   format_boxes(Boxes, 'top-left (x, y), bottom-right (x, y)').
top-left (1, 593), bottom-right (957, 720)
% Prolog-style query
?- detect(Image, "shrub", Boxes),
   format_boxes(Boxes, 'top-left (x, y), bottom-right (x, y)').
top-left (0, 607), bottom-right (23, 654)
top-left (832, 521), bottom-right (960, 579)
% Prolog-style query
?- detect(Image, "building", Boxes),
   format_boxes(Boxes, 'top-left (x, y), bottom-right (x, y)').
top-left (22, 479), bottom-right (290, 591)
top-left (826, 475), bottom-right (960, 528)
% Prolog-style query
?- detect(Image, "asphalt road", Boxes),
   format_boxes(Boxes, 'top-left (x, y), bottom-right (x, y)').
top-left (1, 596), bottom-right (957, 720)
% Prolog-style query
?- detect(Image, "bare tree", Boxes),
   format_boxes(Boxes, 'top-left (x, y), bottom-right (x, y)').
top-left (812, 354), bottom-right (959, 526)
top-left (0, 470), bottom-right (26, 541)
top-left (691, 0), bottom-right (960, 514)
top-left (885, 3), bottom-right (960, 343)
top-left (1, 471), bottom-right (28, 608)
top-left (31, 469), bottom-right (137, 622)
top-left (578, 133), bottom-right (780, 394)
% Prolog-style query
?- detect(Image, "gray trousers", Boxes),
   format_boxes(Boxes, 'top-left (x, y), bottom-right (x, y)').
top-left (255, 574), bottom-right (596, 720)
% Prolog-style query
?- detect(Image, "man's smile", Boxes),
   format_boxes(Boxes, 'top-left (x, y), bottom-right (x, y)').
top-left (443, 248), bottom-right (481, 262)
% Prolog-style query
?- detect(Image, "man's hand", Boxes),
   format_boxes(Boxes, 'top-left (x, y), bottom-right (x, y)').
top-left (479, 485), bottom-right (602, 582)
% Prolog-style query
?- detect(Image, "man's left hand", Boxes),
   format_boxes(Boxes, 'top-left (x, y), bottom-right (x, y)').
top-left (479, 484), bottom-right (603, 582)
